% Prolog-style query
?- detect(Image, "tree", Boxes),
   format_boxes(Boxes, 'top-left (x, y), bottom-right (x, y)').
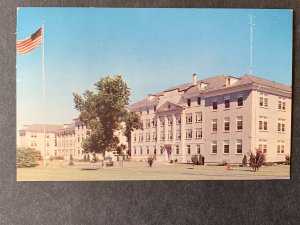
top-left (73, 75), bottom-right (130, 156)
top-left (123, 111), bottom-right (143, 156)
top-left (248, 148), bottom-right (266, 171)
top-left (17, 147), bottom-right (42, 168)
top-left (242, 155), bottom-right (247, 167)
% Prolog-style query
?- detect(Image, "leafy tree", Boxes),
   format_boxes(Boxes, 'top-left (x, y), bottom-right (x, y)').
top-left (123, 111), bottom-right (143, 156)
top-left (248, 148), bottom-right (266, 171)
top-left (17, 147), bottom-right (42, 168)
top-left (73, 75), bottom-right (130, 156)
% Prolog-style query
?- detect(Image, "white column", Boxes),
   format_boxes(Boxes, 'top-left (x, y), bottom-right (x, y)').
top-left (181, 110), bottom-right (186, 163)
top-left (164, 116), bottom-right (168, 160)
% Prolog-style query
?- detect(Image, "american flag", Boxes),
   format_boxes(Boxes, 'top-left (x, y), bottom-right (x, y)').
top-left (16, 27), bottom-right (43, 54)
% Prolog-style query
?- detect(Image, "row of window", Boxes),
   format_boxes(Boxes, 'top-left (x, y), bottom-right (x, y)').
top-left (258, 117), bottom-right (286, 132)
top-left (139, 92), bottom-right (287, 115)
top-left (259, 93), bottom-right (286, 110)
top-left (212, 117), bottom-right (243, 133)
top-left (55, 149), bottom-right (84, 156)
top-left (211, 140), bottom-right (243, 154)
top-left (212, 94), bottom-right (244, 110)
top-left (133, 145), bottom-right (202, 155)
top-left (30, 134), bottom-right (50, 138)
top-left (134, 128), bottom-right (203, 142)
top-left (144, 112), bottom-right (203, 128)
top-left (30, 142), bottom-right (50, 147)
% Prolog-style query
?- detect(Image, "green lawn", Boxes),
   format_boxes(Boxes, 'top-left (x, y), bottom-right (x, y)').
top-left (17, 160), bottom-right (290, 181)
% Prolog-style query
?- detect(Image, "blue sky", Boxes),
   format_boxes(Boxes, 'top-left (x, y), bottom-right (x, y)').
top-left (16, 8), bottom-right (292, 130)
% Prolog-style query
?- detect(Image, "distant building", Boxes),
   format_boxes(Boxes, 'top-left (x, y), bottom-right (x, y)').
top-left (18, 124), bottom-right (62, 157)
top-left (129, 74), bottom-right (291, 164)
top-left (18, 118), bottom-right (127, 159)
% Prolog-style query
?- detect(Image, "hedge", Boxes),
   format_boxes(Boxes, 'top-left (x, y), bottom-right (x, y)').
top-left (17, 147), bottom-right (43, 168)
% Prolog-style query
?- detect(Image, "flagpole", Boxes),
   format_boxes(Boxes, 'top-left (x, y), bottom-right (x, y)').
top-left (42, 20), bottom-right (46, 166)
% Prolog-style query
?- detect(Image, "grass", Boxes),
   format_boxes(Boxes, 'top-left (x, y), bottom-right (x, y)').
top-left (17, 160), bottom-right (290, 181)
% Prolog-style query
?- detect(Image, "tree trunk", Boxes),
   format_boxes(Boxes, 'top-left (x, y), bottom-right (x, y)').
top-left (128, 134), bottom-right (131, 156)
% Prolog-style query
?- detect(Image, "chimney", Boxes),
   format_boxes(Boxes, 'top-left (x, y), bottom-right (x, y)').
top-left (192, 73), bottom-right (197, 85)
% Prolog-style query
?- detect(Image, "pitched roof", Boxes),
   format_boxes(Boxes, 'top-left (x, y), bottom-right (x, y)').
top-left (20, 124), bottom-right (63, 133)
top-left (129, 74), bottom-right (291, 109)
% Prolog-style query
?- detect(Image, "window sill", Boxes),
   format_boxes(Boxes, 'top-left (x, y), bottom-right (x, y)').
top-left (196, 121), bottom-right (202, 123)
top-left (223, 153), bottom-right (229, 155)
top-left (211, 153), bottom-right (217, 155)
top-left (259, 130), bottom-right (268, 132)
top-left (236, 106), bottom-right (243, 108)
top-left (212, 109), bottom-right (217, 112)
top-left (224, 108), bottom-right (230, 110)
top-left (259, 106), bottom-right (269, 109)
top-left (211, 131), bottom-right (217, 134)
top-left (235, 153), bottom-right (243, 155)
top-left (185, 138), bottom-right (192, 140)
top-left (223, 130), bottom-right (230, 133)
top-left (195, 137), bottom-right (202, 139)
top-left (236, 129), bottom-right (243, 132)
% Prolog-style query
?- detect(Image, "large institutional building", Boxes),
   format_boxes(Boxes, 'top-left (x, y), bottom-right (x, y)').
top-left (129, 74), bottom-right (291, 163)
top-left (18, 118), bottom-right (127, 160)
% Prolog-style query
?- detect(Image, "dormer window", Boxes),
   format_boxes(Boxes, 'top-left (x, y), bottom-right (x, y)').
top-left (197, 97), bottom-right (201, 105)
top-left (187, 99), bottom-right (191, 107)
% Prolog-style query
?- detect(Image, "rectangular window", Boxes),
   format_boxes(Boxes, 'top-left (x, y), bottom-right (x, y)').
top-left (197, 97), bottom-right (201, 105)
top-left (186, 129), bottom-right (192, 139)
top-left (278, 119), bottom-right (286, 132)
top-left (259, 97), bottom-right (264, 106)
top-left (151, 119), bottom-right (157, 127)
top-left (160, 146), bottom-right (164, 155)
top-left (212, 119), bottom-right (217, 132)
top-left (278, 101), bottom-right (282, 110)
top-left (224, 117), bottom-right (230, 131)
top-left (168, 117), bottom-right (173, 126)
top-left (146, 133), bottom-right (150, 142)
top-left (176, 145), bottom-right (179, 154)
top-left (259, 93), bottom-right (268, 107)
top-left (195, 128), bottom-right (202, 139)
top-left (237, 93), bottom-right (243, 107)
top-left (187, 145), bottom-right (191, 154)
top-left (213, 100), bottom-right (218, 110)
top-left (160, 132), bottom-right (165, 141)
top-left (212, 141), bottom-right (217, 154)
top-left (176, 130), bottom-right (181, 140)
top-left (168, 131), bottom-right (172, 140)
top-left (187, 99), bottom-right (191, 107)
top-left (236, 116), bottom-right (243, 131)
top-left (176, 115), bottom-right (181, 124)
top-left (224, 95), bottom-right (230, 109)
top-left (196, 145), bottom-right (201, 154)
top-left (160, 117), bottom-right (165, 126)
top-left (134, 135), bottom-right (136, 142)
top-left (140, 147), bottom-right (143, 155)
top-left (152, 133), bottom-right (157, 141)
top-left (195, 112), bottom-right (202, 122)
top-left (259, 117), bottom-right (268, 131)
top-left (146, 147), bottom-right (149, 155)
top-left (282, 101), bottom-right (286, 110)
top-left (236, 139), bottom-right (242, 154)
top-left (186, 114), bottom-right (192, 123)
top-left (263, 145), bottom-right (267, 154)
top-left (145, 119), bottom-right (150, 128)
top-left (223, 140), bottom-right (229, 154)
top-left (134, 147), bottom-right (136, 155)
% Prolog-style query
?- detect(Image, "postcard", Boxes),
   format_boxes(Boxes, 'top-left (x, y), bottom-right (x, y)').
top-left (16, 8), bottom-right (292, 181)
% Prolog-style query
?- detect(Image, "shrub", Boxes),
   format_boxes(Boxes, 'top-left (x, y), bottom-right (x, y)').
top-left (242, 155), bottom-right (247, 167)
top-left (17, 147), bottom-right (42, 168)
top-left (174, 159), bottom-right (178, 163)
top-left (191, 154), bottom-right (199, 165)
top-left (91, 152), bottom-right (98, 163)
top-left (170, 160), bottom-right (173, 163)
top-left (248, 148), bottom-right (266, 171)
top-left (147, 155), bottom-right (154, 167)
top-left (83, 154), bottom-right (87, 162)
top-left (54, 155), bottom-right (64, 160)
top-left (87, 154), bottom-right (90, 162)
top-left (285, 154), bottom-right (290, 165)
top-left (219, 160), bottom-right (227, 166)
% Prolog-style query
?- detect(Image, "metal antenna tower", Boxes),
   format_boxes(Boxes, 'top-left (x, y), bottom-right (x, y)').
top-left (249, 15), bottom-right (255, 75)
